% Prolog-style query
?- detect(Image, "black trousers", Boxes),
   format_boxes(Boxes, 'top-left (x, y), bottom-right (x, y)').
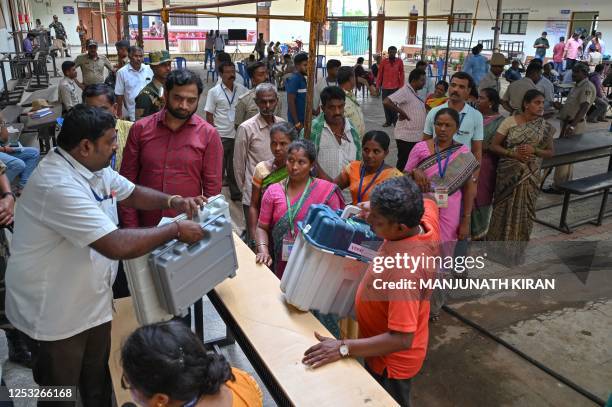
top-left (221, 137), bottom-right (241, 200)
top-left (29, 322), bottom-right (112, 407)
top-left (396, 140), bottom-right (417, 171)
top-left (382, 88), bottom-right (399, 125)
top-left (565, 58), bottom-right (577, 71)
top-left (367, 366), bottom-right (412, 407)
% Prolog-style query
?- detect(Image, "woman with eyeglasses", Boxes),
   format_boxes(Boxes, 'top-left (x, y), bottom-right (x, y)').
top-left (121, 321), bottom-right (263, 407)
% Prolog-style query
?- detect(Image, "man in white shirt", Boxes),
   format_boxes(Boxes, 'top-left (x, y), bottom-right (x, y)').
top-left (115, 46), bottom-right (153, 121)
top-left (58, 60), bottom-right (82, 112)
top-left (214, 30), bottom-right (225, 54)
top-left (205, 61), bottom-right (248, 201)
top-left (5, 104), bottom-right (205, 406)
top-left (305, 86), bottom-right (360, 203)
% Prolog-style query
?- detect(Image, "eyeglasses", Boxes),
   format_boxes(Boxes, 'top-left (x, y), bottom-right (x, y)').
top-left (121, 373), bottom-right (132, 390)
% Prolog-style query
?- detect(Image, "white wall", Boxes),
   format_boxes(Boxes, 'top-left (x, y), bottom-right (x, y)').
top-left (383, 0), bottom-right (612, 58)
top-left (29, 0), bottom-right (81, 46)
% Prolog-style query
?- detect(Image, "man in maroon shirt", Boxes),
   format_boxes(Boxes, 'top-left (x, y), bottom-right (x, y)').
top-left (120, 69), bottom-right (223, 228)
top-left (376, 46), bottom-right (405, 127)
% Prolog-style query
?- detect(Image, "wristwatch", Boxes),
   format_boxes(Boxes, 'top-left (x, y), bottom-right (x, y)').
top-left (339, 340), bottom-right (349, 357)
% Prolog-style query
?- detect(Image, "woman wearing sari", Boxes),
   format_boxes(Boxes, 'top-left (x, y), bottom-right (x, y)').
top-left (487, 89), bottom-right (554, 263)
top-left (255, 139), bottom-right (345, 278)
top-left (425, 80), bottom-right (449, 111)
top-left (471, 88), bottom-right (505, 240)
top-left (334, 131), bottom-right (403, 205)
top-left (248, 122), bottom-right (296, 245)
top-left (405, 108), bottom-right (479, 243)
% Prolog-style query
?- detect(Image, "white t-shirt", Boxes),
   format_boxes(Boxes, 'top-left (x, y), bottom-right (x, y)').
top-left (205, 81), bottom-right (248, 139)
top-left (115, 63), bottom-right (153, 121)
top-left (6, 148), bottom-right (135, 340)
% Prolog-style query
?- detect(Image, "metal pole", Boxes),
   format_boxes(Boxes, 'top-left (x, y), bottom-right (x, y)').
top-left (421, 0), bottom-right (427, 60)
top-left (367, 0), bottom-right (372, 68)
top-left (116, 0), bottom-right (121, 41)
top-left (492, 0), bottom-right (502, 51)
top-left (101, 0), bottom-right (109, 54)
top-left (303, 22), bottom-right (319, 139)
top-left (162, 0), bottom-right (170, 51)
top-left (468, 0), bottom-right (480, 48)
top-left (443, 0), bottom-right (454, 78)
top-left (123, 0), bottom-right (130, 40)
top-left (137, 0), bottom-right (143, 48)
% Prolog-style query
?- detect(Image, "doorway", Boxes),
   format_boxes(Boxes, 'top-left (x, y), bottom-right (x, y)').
top-left (569, 12), bottom-right (598, 37)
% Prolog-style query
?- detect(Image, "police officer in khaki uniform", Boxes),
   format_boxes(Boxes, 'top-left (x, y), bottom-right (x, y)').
top-left (546, 62), bottom-right (596, 193)
top-left (134, 50), bottom-right (173, 120)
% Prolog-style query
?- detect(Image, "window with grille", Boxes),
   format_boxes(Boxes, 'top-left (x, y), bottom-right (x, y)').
top-left (452, 13), bottom-right (472, 33)
top-left (170, 15), bottom-right (197, 26)
top-left (501, 13), bottom-right (528, 35)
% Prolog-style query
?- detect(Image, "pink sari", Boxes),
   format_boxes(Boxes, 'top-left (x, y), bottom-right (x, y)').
top-left (258, 178), bottom-right (345, 278)
top-left (405, 141), bottom-right (473, 243)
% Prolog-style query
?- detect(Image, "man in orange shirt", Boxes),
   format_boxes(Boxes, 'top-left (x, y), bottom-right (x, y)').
top-left (303, 176), bottom-right (439, 406)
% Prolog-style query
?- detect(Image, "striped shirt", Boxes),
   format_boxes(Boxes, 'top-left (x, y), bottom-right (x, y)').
top-left (388, 84), bottom-right (427, 142)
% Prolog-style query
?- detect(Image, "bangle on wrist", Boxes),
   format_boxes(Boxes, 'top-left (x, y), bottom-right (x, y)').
top-left (167, 194), bottom-right (181, 209)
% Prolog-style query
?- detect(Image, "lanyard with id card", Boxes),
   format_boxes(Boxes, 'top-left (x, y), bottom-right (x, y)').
top-left (282, 177), bottom-right (312, 261)
top-left (433, 141), bottom-right (451, 208)
top-left (222, 85), bottom-right (237, 122)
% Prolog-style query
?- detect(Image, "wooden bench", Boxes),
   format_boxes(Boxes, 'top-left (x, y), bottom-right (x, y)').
top-left (554, 172), bottom-right (612, 233)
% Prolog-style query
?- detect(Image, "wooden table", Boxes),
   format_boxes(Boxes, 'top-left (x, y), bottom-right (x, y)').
top-left (110, 235), bottom-right (396, 407)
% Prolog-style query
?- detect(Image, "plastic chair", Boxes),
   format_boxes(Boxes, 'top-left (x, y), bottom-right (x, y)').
top-left (175, 57), bottom-right (187, 70)
top-left (144, 57), bottom-right (150, 64)
top-left (206, 65), bottom-right (217, 83)
top-left (237, 62), bottom-right (250, 88)
top-left (280, 44), bottom-right (289, 55)
top-left (436, 57), bottom-right (445, 82)
top-left (316, 55), bottom-right (326, 80)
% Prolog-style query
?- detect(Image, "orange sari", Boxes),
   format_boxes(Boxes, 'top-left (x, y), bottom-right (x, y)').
top-left (226, 368), bottom-right (264, 407)
top-left (344, 161), bottom-right (403, 204)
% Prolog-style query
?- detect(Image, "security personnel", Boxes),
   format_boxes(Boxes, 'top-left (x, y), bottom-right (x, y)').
top-left (547, 62), bottom-right (596, 193)
top-left (135, 50), bottom-right (173, 120)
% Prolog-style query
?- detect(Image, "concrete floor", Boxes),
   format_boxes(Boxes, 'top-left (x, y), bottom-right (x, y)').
top-left (1, 55), bottom-right (611, 406)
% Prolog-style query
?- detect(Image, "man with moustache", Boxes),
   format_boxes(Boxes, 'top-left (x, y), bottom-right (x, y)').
top-left (205, 61), bottom-right (248, 201)
top-left (233, 83), bottom-right (284, 245)
top-left (302, 86), bottom-right (361, 203)
top-left (120, 69), bottom-right (223, 228)
top-left (376, 46), bottom-right (405, 127)
top-left (422, 71), bottom-right (483, 163)
top-left (5, 104), bottom-right (206, 406)
top-left (115, 46), bottom-right (153, 121)
top-left (135, 50), bottom-right (173, 120)
top-left (234, 61), bottom-right (283, 128)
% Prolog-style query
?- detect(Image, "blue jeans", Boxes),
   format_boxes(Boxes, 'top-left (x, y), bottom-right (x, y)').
top-left (0, 147), bottom-right (39, 188)
top-left (553, 61), bottom-right (564, 73)
top-left (205, 49), bottom-right (214, 69)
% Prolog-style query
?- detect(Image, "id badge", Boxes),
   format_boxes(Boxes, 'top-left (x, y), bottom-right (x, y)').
top-left (228, 108), bottom-right (236, 122)
top-left (281, 236), bottom-right (295, 261)
top-left (435, 187), bottom-right (449, 208)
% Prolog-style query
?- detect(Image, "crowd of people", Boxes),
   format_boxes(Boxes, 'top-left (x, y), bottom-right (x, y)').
top-left (0, 25), bottom-right (610, 406)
